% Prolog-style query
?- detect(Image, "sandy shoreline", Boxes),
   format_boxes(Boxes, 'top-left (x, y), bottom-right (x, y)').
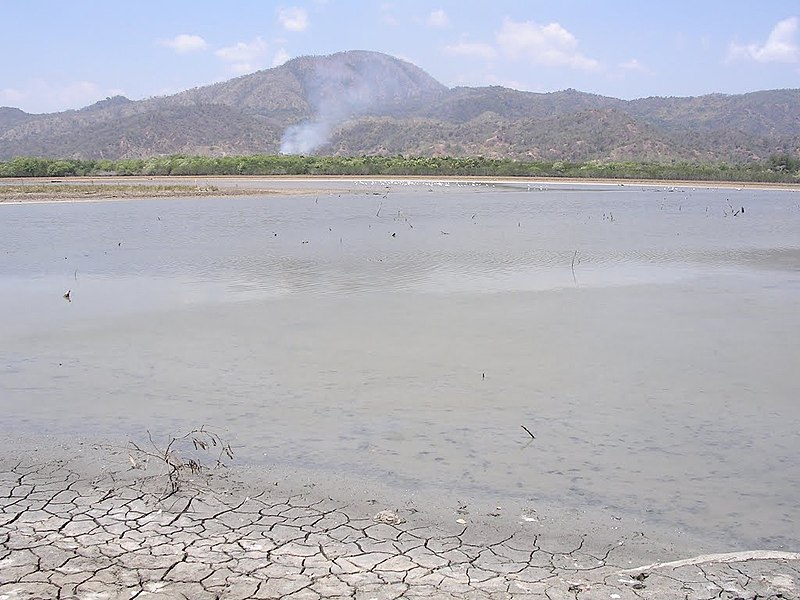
top-left (2, 434), bottom-right (798, 599)
top-left (0, 179), bottom-right (328, 203)
top-left (0, 174), bottom-right (798, 204)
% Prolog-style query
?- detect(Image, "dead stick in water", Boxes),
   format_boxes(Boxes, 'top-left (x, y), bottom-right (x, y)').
top-left (571, 250), bottom-right (578, 284)
top-left (521, 425), bottom-right (535, 439)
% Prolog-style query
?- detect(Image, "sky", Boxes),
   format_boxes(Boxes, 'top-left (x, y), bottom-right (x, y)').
top-left (1, 1), bottom-right (799, 114)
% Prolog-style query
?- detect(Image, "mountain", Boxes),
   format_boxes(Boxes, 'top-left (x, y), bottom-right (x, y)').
top-left (1, 50), bottom-right (798, 163)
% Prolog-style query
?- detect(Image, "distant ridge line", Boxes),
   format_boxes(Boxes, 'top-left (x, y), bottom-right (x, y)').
top-left (1, 50), bottom-right (799, 163)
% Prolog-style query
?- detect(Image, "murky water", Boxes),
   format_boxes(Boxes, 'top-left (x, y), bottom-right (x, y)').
top-left (1, 180), bottom-right (799, 549)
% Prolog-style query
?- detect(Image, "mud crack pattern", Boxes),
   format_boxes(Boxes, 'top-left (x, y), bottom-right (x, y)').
top-left (1, 460), bottom-right (798, 599)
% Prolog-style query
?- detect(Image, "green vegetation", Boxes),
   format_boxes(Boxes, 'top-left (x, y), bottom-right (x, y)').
top-left (1, 154), bottom-right (799, 183)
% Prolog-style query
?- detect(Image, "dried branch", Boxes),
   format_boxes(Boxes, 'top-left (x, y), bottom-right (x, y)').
top-left (127, 425), bottom-right (234, 500)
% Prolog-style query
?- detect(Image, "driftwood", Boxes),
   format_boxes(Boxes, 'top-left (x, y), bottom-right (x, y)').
top-left (621, 550), bottom-right (800, 574)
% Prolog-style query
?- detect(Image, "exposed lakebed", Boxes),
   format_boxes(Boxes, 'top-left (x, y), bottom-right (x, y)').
top-left (1, 178), bottom-right (798, 552)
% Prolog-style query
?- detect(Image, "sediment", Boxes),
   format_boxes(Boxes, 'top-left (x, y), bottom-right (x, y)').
top-left (1, 448), bottom-right (797, 599)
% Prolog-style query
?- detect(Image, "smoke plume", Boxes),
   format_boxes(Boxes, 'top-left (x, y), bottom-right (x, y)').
top-left (280, 120), bottom-right (333, 155)
top-left (280, 53), bottom-right (416, 154)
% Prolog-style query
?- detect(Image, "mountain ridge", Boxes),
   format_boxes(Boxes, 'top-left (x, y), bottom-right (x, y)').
top-left (1, 50), bottom-right (798, 163)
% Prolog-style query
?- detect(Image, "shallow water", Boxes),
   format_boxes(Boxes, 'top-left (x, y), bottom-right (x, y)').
top-left (1, 180), bottom-right (799, 550)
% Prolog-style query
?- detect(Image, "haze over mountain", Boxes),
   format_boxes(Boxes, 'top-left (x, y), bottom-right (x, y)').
top-left (1, 50), bottom-right (798, 163)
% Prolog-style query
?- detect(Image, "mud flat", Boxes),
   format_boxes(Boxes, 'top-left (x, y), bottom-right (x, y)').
top-left (2, 437), bottom-right (798, 600)
top-left (1, 179), bottom-right (799, 597)
top-left (0, 179), bottom-right (326, 203)
top-left (1, 175), bottom-right (798, 205)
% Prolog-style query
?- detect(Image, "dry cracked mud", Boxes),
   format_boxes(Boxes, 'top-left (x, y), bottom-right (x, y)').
top-left (1, 454), bottom-right (798, 600)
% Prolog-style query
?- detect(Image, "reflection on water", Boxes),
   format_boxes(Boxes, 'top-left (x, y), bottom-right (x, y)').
top-left (1, 181), bottom-right (799, 550)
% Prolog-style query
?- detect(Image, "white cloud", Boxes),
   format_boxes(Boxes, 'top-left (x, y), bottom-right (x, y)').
top-left (495, 18), bottom-right (600, 70)
top-left (728, 16), bottom-right (800, 63)
top-left (278, 7), bottom-right (309, 32)
top-left (427, 9), bottom-right (450, 28)
top-left (0, 87), bottom-right (26, 107)
top-left (618, 58), bottom-right (649, 73)
top-left (215, 37), bottom-right (269, 74)
top-left (273, 48), bottom-right (291, 67)
top-left (380, 3), bottom-right (398, 26)
top-left (160, 34), bottom-right (207, 54)
top-left (229, 63), bottom-right (257, 75)
top-left (608, 58), bottom-right (651, 83)
top-left (444, 41), bottom-right (497, 60)
top-left (0, 80), bottom-right (117, 114)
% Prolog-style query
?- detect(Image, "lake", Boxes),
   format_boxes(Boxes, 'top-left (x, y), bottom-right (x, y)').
top-left (1, 178), bottom-right (798, 551)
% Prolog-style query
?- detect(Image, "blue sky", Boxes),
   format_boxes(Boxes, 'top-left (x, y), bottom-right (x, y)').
top-left (2, 1), bottom-right (799, 114)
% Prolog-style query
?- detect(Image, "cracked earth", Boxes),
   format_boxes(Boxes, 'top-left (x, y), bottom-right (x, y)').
top-left (1, 456), bottom-right (798, 600)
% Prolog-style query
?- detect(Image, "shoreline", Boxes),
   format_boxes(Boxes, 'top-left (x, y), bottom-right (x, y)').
top-left (0, 179), bottom-right (327, 204)
top-left (0, 174), bottom-right (798, 205)
top-left (2, 433), bottom-right (798, 599)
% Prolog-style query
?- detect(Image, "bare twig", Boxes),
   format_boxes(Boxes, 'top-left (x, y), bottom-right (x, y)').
top-left (127, 426), bottom-right (234, 499)
top-left (571, 250), bottom-right (578, 284)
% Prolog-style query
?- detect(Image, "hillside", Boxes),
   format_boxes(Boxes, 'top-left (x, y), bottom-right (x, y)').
top-left (0, 50), bottom-right (798, 163)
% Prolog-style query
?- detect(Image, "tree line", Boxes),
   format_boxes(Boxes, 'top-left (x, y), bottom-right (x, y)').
top-left (1, 154), bottom-right (799, 183)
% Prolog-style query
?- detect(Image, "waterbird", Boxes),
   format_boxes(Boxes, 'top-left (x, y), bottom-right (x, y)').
top-left (63, 290), bottom-right (71, 302)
